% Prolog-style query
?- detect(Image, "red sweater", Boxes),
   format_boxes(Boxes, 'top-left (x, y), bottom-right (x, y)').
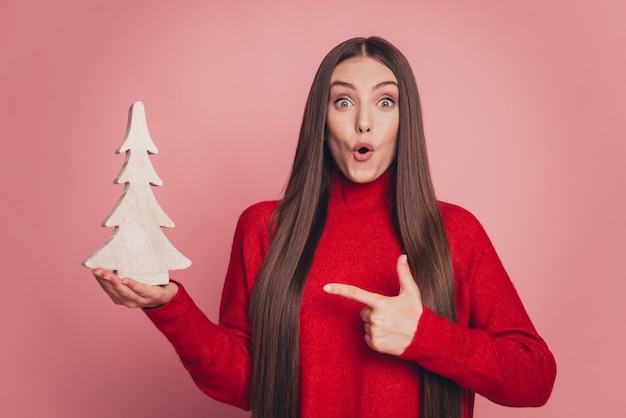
top-left (145, 171), bottom-right (556, 417)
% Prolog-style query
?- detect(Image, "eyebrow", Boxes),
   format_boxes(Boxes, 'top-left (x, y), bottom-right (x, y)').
top-left (329, 80), bottom-right (398, 91)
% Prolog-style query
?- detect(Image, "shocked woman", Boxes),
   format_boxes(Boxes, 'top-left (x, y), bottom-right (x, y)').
top-left (93, 36), bottom-right (556, 418)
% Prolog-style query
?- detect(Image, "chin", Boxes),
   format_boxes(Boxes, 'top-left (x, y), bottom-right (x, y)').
top-left (343, 169), bottom-right (382, 184)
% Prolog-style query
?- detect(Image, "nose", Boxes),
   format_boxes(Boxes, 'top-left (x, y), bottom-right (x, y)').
top-left (356, 107), bottom-right (372, 134)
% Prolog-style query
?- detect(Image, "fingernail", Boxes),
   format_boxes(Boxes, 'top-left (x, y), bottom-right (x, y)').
top-left (323, 284), bottom-right (333, 293)
top-left (401, 254), bottom-right (408, 264)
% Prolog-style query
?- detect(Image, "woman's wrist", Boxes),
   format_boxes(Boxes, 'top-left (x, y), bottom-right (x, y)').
top-left (144, 282), bottom-right (179, 309)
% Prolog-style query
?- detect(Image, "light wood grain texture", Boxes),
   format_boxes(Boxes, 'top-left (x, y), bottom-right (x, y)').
top-left (83, 101), bottom-right (191, 285)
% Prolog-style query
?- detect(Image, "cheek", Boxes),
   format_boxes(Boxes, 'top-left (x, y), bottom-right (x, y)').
top-left (325, 113), bottom-right (340, 140)
top-left (386, 116), bottom-right (400, 147)
top-left (326, 109), bottom-right (354, 140)
top-left (325, 136), bottom-right (343, 165)
top-left (325, 114), bottom-right (347, 152)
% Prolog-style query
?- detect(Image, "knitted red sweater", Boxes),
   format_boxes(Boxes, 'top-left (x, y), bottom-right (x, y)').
top-left (145, 171), bottom-right (556, 417)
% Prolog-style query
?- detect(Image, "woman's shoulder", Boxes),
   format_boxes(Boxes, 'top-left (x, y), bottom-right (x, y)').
top-left (438, 201), bottom-right (480, 226)
top-left (437, 201), bottom-right (490, 244)
top-left (237, 200), bottom-right (280, 229)
top-left (229, 200), bottom-right (280, 252)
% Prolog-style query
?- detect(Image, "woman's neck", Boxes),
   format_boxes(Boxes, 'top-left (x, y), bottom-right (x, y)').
top-left (329, 167), bottom-right (394, 212)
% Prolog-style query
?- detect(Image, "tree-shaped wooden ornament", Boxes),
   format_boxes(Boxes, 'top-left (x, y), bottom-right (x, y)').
top-left (83, 101), bottom-right (191, 285)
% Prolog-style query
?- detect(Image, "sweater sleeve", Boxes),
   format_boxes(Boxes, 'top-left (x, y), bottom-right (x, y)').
top-left (143, 202), bottom-right (274, 410)
top-left (399, 204), bottom-right (556, 407)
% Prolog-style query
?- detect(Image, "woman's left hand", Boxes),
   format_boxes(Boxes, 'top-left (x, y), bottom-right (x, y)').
top-left (324, 254), bottom-right (423, 356)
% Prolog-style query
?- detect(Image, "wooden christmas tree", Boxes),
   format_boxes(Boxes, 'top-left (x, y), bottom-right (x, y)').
top-left (83, 101), bottom-right (191, 285)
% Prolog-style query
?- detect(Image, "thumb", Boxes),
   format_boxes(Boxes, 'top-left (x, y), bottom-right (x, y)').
top-left (397, 254), bottom-right (419, 296)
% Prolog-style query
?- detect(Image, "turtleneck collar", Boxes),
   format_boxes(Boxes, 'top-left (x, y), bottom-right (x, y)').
top-left (329, 167), bottom-right (394, 213)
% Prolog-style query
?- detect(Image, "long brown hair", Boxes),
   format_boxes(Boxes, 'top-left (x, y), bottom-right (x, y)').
top-left (249, 36), bottom-right (462, 418)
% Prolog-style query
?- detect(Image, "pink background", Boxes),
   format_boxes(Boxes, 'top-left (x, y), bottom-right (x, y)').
top-left (1, 0), bottom-right (624, 417)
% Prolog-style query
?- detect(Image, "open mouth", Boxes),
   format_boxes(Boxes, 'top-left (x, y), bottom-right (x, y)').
top-left (354, 143), bottom-right (373, 153)
top-left (353, 143), bottom-right (373, 161)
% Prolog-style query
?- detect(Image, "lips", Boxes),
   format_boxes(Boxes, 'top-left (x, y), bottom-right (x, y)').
top-left (353, 143), bottom-right (373, 162)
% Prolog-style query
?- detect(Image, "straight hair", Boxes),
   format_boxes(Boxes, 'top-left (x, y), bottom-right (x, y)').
top-left (249, 36), bottom-right (462, 418)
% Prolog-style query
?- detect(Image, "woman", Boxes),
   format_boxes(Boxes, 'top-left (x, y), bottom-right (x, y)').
top-left (93, 37), bottom-right (556, 418)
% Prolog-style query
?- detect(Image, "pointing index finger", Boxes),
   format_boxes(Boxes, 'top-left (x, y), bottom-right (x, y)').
top-left (324, 283), bottom-right (381, 307)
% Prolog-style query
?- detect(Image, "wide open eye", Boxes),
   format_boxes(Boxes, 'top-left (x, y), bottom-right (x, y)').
top-left (378, 98), bottom-right (395, 108)
top-left (335, 98), bottom-right (353, 108)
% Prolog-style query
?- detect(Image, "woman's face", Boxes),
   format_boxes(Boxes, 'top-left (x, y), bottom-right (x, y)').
top-left (326, 56), bottom-right (399, 184)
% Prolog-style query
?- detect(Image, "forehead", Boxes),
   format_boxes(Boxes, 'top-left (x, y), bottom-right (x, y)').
top-left (330, 56), bottom-right (397, 85)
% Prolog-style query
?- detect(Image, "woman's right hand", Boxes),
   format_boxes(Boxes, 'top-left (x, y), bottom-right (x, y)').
top-left (92, 268), bottom-right (179, 309)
